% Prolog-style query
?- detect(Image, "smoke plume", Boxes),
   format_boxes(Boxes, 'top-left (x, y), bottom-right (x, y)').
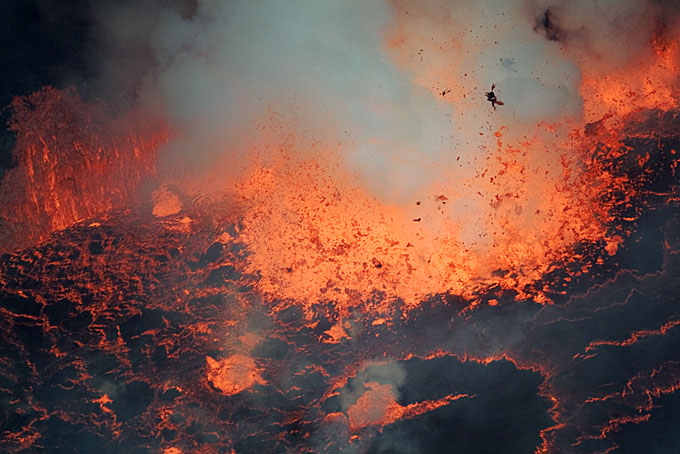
top-left (92, 0), bottom-right (676, 195)
top-left (86, 0), bottom-right (680, 305)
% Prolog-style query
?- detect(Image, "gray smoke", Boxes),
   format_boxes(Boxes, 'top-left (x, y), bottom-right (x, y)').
top-left (92, 0), bottom-right (679, 203)
top-left (95, 0), bottom-right (460, 202)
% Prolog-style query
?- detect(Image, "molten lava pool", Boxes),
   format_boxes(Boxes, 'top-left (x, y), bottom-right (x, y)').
top-left (2, 1), bottom-right (680, 453)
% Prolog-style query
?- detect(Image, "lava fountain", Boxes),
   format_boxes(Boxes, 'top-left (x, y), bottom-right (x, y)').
top-left (1, 1), bottom-right (680, 453)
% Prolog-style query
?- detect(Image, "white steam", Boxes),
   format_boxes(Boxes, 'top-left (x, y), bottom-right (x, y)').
top-left (99, 0), bottom-right (460, 202)
top-left (339, 361), bottom-right (408, 411)
top-left (95, 0), bottom-right (672, 203)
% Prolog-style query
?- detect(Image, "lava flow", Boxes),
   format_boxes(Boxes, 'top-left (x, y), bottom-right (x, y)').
top-left (2, 1), bottom-right (680, 453)
top-left (0, 87), bottom-right (167, 253)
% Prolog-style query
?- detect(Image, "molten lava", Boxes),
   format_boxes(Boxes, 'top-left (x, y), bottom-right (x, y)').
top-left (234, 116), bottom-right (635, 313)
top-left (0, 86), bottom-right (167, 253)
top-left (1, 2), bottom-right (680, 453)
top-left (206, 354), bottom-right (265, 396)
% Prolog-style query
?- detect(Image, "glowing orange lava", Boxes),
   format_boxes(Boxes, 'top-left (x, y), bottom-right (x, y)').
top-left (219, 5), bottom-right (680, 314)
top-left (0, 86), bottom-right (167, 253)
top-left (346, 381), bottom-right (470, 431)
top-left (205, 354), bottom-right (265, 396)
top-left (235, 122), bottom-right (629, 313)
top-left (580, 32), bottom-right (680, 121)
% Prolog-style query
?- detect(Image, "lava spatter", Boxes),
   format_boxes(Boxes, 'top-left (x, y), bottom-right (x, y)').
top-left (0, 205), bottom-right (679, 452)
top-left (0, 87), bottom-right (167, 254)
top-left (236, 117), bottom-right (637, 311)
top-left (2, 1), bottom-right (680, 453)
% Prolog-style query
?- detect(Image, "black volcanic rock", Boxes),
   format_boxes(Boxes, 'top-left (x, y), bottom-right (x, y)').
top-left (0, 195), bottom-right (677, 454)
